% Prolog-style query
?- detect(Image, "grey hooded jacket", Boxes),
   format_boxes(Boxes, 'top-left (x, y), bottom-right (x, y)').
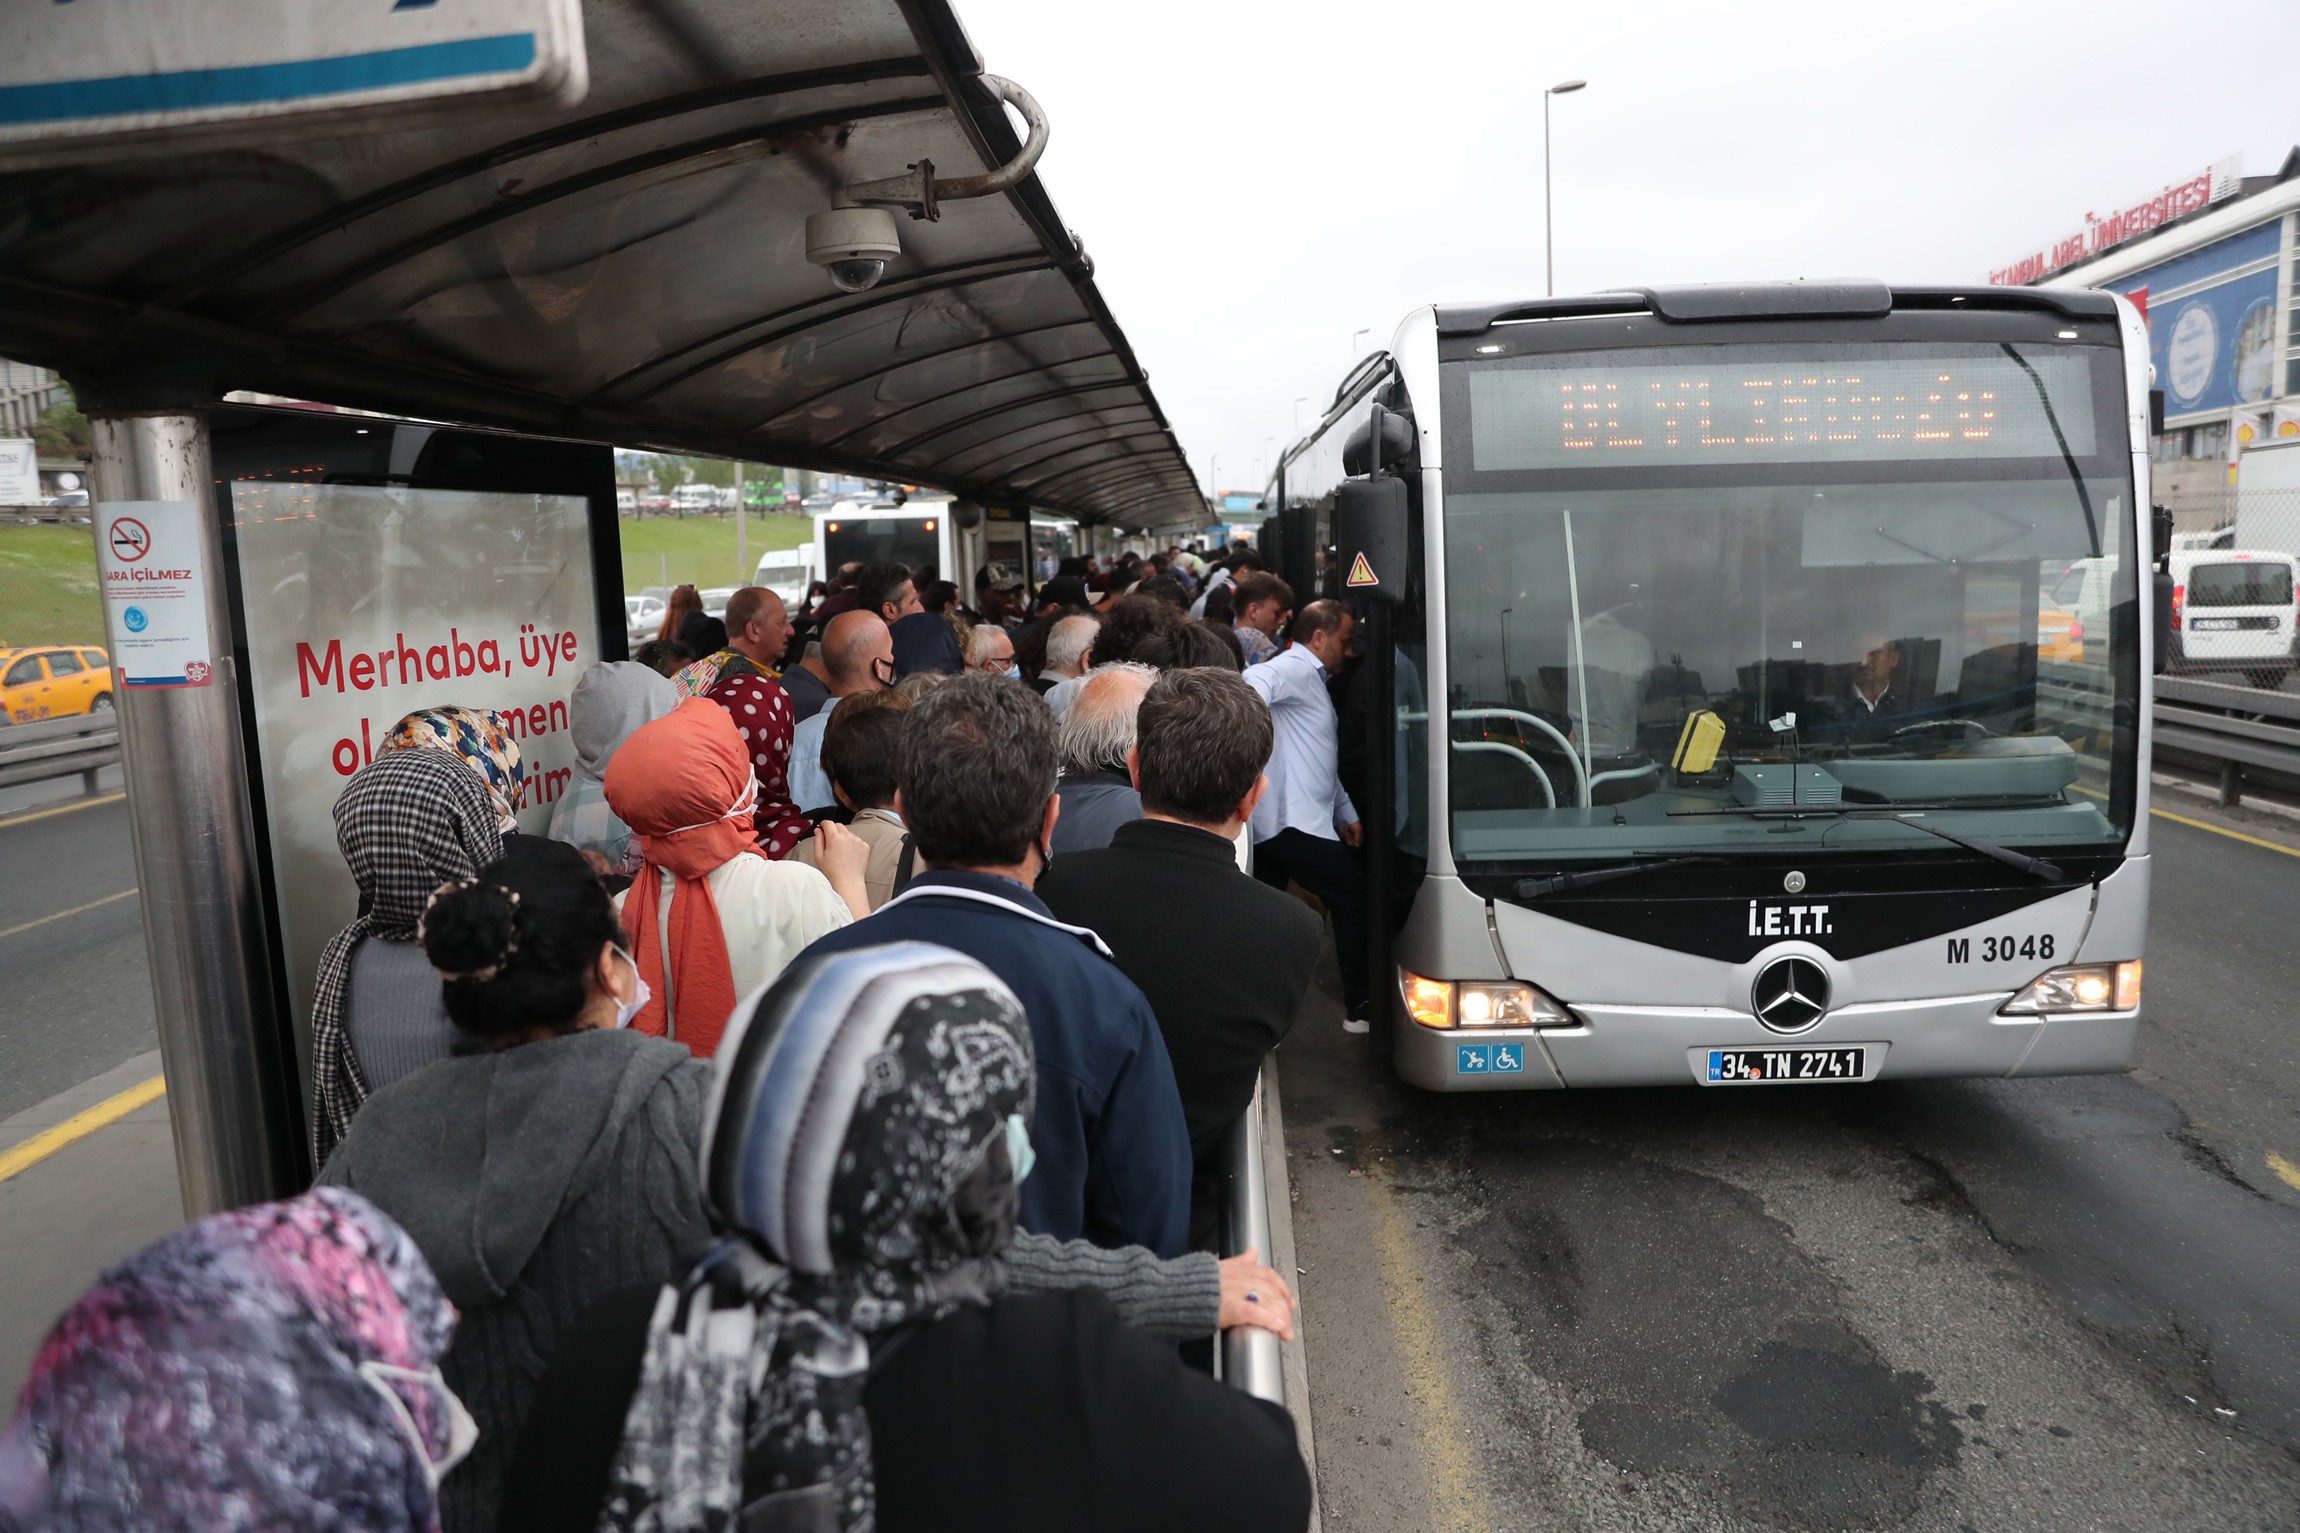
top-left (318, 1028), bottom-right (715, 1533)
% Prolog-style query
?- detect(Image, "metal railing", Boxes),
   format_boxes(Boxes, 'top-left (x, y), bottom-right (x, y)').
top-left (0, 711), bottom-right (119, 792)
top-left (2153, 675), bottom-right (2300, 806)
top-left (1217, 1077), bottom-right (1285, 1405)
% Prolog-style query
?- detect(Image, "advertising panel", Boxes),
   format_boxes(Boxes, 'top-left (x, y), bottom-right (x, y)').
top-left (0, 438), bottom-right (39, 505)
top-left (231, 481), bottom-right (598, 1041)
top-left (2113, 223), bottom-right (2283, 419)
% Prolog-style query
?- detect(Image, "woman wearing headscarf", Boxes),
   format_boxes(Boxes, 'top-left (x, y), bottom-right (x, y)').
top-left (703, 670), bottom-right (813, 858)
top-left (499, 943), bottom-right (1313, 1533)
top-left (606, 698), bottom-right (863, 1057)
top-left (318, 836), bottom-right (719, 1533)
top-left (309, 748), bottom-right (505, 1164)
top-left (547, 661), bottom-right (677, 874)
top-left (0, 1188), bottom-right (470, 1533)
top-left (376, 705), bottom-right (526, 833)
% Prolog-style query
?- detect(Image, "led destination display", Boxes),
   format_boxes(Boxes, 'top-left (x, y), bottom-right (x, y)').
top-left (1469, 350), bottom-right (2098, 471)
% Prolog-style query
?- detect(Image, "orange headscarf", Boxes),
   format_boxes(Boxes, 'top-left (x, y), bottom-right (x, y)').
top-left (604, 698), bottom-right (765, 1056)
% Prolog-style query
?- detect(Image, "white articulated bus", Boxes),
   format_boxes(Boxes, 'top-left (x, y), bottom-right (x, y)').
top-left (1268, 282), bottom-right (2158, 1091)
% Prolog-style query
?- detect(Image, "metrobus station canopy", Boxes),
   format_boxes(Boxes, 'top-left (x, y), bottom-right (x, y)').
top-left (0, 0), bottom-right (1202, 530)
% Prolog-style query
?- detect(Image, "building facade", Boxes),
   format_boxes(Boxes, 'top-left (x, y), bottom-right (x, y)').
top-left (2031, 150), bottom-right (2300, 531)
top-left (0, 357), bottom-right (62, 438)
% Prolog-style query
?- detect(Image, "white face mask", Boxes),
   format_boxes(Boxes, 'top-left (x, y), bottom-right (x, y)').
top-left (360, 1360), bottom-right (479, 1490)
top-left (1004, 1112), bottom-right (1036, 1184)
top-left (1000, 664), bottom-right (1021, 681)
top-left (611, 945), bottom-right (650, 1029)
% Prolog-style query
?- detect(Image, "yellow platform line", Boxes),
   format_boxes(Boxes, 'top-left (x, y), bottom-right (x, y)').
top-left (2147, 806), bottom-right (2300, 859)
top-left (0, 792), bottom-right (125, 832)
top-left (0, 1074), bottom-right (166, 1185)
top-left (2266, 1151), bottom-right (2300, 1193)
top-left (0, 888), bottom-right (137, 942)
top-left (1362, 1161), bottom-right (1493, 1533)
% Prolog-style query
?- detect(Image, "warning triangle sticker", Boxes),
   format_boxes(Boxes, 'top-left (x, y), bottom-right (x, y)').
top-left (1345, 550), bottom-right (1378, 588)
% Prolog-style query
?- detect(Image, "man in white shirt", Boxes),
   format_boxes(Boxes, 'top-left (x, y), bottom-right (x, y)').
top-left (787, 611), bottom-right (893, 811)
top-left (1245, 600), bottom-right (1371, 1030)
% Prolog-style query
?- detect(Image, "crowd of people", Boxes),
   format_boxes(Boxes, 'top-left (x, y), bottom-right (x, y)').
top-left (2, 542), bottom-right (1385, 1533)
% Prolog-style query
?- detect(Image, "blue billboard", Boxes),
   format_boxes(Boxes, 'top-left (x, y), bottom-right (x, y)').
top-left (2112, 222), bottom-right (2282, 418)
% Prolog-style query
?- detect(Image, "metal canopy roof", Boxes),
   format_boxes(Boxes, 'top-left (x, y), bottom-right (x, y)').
top-left (0, 0), bottom-right (1200, 527)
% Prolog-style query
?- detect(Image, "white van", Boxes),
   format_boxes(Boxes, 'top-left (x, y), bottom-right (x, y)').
top-left (2168, 549), bottom-right (2297, 690)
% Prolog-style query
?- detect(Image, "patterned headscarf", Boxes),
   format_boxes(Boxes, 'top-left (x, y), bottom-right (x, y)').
top-left (0, 1189), bottom-right (463, 1533)
top-left (377, 706), bottom-right (526, 833)
top-left (705, 672), bottom-right (810, 858)
top-left (309, 749), bottom-right (505, 1165)
top-left (598, 943), bottom-right (1034, 1533)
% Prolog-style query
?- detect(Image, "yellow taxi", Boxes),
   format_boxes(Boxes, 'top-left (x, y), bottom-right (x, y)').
top-left (0, 645), bottom-right (114, 724)
top-left (2036, 594), bottom-right (2084, 664)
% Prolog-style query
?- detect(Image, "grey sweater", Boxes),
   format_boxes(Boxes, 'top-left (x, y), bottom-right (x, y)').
top-left (320, 1030), bottom-right (1223, 1531)
top-left (318, 1029), bottom-right (716, 1533)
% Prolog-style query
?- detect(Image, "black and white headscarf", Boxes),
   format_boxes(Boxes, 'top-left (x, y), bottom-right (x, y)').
top-left (308, 750), bottom-right (504, 1166)
top-left (597, 941), bottom-right (1035, 1533)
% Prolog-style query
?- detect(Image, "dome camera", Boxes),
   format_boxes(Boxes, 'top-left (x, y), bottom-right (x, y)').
top-left (806, 206), bottom-right (901, 294)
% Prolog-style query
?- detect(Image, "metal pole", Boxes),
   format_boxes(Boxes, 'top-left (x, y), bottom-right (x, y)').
top-left (1545, 89), bottom-right (1555, 298)
top-left (1219, 1079), bottom-right (1285, 1404)
top-left (90, 412), bottom-right (302, 1214)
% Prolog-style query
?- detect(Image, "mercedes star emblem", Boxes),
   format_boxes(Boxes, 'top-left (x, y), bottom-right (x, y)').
top-left (1783, 870), bottom-right (1807, 894)
top-left (1751, 958), bottom-right (1830, 1033)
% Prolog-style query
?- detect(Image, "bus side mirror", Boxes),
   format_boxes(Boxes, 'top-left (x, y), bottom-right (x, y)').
top-left (1334, 475), bottom-right (1410, 605)
top-left (2148, 388), bottom-right (2165, 437)
top-left (2151, 503), bottom-right (2174, 565)
top-left (1342, 412), bottom-right (1414, 475)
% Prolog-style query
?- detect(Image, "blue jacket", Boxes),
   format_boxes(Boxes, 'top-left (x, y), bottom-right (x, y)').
top-left (796, 871), bottom-right (1192, 1258)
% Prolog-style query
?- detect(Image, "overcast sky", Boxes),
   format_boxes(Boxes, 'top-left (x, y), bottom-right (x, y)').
top-left (953, 0), bottom-right (2300, 504)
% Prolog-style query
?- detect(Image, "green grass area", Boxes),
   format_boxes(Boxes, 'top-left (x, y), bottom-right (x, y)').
top-left (0, 523), bottom-right (104, 648)
top-left (618, 511), bottom-right (813, 594)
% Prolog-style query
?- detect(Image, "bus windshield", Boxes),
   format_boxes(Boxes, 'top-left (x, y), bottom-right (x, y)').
top-left (1437, 339), bottom-right (2139, 873)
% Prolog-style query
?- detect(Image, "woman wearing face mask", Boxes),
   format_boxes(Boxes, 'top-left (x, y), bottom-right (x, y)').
top-left (606, 698), bottom-right (867, 1057)
top-left (499, 943), bottom-right (1312, 1533)
top-left (316, 836), bottom-right (718, 1533)
top-left (0, 1187), bottom-right (472, 1533)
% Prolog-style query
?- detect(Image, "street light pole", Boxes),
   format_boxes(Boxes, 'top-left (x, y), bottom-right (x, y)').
top-left (1545, 78), bottom-right (1587, 298)
top-left (1293, 396), bottom-right (1309, 433)
top-left (1351, 328), bottom-right (1370, 358)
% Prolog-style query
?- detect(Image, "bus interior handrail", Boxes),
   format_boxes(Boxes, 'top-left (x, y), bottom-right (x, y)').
top-left (1450, 739), bottom-right (1557, 808)
top-left (1405, 707), bottom-right (1590, 804)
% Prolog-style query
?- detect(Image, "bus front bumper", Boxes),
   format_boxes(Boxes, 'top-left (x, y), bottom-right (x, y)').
top-left (1391, 991), bottom-right (2138, 1091)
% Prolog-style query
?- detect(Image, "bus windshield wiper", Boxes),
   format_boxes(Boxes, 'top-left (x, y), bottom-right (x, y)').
top-left (1515, 855), bottom-right (1725, 898)
top-left (1669, 805), bottom-right (2066, 882)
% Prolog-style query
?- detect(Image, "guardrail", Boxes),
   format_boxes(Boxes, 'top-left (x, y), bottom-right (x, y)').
top-left (0, 711), bottom-right (119, 792)
top-left (2154, 676), bottom-right (2300, 807)
top-left (1217, 1077), bottom-right (1285, 1405)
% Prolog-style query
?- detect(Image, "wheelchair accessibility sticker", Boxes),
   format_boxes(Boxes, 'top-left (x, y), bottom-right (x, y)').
top-left (1456, 1042), bottom-right (1526, 1075)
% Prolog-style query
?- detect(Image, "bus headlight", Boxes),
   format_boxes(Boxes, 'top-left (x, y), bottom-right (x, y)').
top-left (1398, 969), bottom-right (1574, 1029)
top-left (1999, 961), bottom-right (2142, 1015)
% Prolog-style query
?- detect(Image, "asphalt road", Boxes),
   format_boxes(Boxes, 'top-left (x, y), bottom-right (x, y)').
top-left (0, 770), bottom-right (156, 1121)
top-left (1282, 803), bottom-right (2300, 1532)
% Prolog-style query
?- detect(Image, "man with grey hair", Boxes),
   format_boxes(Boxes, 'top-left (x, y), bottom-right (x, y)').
top-left (1035, 611), bottom-right (1100, 697)
top-left (1051, 660), bottom-right (1156, 854)
top-left (963, 620), bottom-right (1016, 677)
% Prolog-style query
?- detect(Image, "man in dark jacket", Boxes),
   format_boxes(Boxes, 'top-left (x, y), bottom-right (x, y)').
top-left (1052, 661), bottom-right (1154, 854)
top-left (1039, 668), bottom-right (1321, 1223)
top-left (796, 672), bottom-right (1192, 1258)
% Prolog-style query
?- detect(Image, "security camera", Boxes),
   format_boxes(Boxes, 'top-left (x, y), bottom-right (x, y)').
top-left (806, 206), bottom-right (901, 293)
